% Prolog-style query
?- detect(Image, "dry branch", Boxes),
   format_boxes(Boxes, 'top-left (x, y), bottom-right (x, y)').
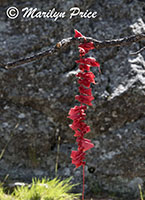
top-left (1, 33), bottom-right (145, 70)
top-left (130, 46), bottom-right (145, 55)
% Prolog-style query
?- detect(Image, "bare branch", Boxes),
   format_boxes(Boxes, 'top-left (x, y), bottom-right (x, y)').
top-left (130, 46), bottom-right (145, 55)
top-left (1, 33), bottom-right (145, 70)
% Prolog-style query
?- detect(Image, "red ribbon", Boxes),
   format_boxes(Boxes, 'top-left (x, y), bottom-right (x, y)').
top-left (67, 29), bottom-right (100, 200)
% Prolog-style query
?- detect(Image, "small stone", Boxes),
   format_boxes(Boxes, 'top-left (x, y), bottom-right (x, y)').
top-left (18, 113), bottom-right (26, 119)
top-left (64, 168), bottom-right (70, 176)
top-left (4, 105), bottom-right (9, 110)
top-left (104, 117), bottom-right (111, 122)
top-left (117, 134), bottom-right (122, 139)
top-left (112, 111), bottom-right (118, 118)
top-left (38, 88), bottom-right (44, 92)
top-left (100, 127), bottom-right (105, 131)
top-left (2, 122), bottom-right (9, 128)
top-left (109, 127), bottom-right (114, 131)
top-left (18, 126), bottom-right (24, 131)
top-left (18, 76), bottom-right (22, 81)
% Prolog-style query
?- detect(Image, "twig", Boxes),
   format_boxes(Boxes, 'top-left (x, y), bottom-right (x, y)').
top-left (130, 46), bottom-right (145, 55)
top-left (55, 135), bottom-right (61, 176)
top-left (1, 33), bottom-right (145, 69)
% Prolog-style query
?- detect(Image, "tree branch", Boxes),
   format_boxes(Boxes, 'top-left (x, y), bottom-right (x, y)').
top-left (130, 46), bottom-right (145, 55)
top-left (1, 33), bottom-right (145, 70)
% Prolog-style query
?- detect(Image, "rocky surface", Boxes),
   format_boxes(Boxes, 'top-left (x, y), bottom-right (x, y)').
top-left (0, 0), bottom-right (145, 199)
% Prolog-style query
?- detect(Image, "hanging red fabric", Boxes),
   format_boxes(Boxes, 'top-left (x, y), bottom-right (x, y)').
top-left (67, 29), bottom-right (100, 200)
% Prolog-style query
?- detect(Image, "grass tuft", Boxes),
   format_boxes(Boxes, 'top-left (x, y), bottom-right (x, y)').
top-left (0, 177), bottom-right (80, 200)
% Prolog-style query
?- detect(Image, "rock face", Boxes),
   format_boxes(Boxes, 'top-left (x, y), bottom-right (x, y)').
top-left (0, 0), bottom-right (145, 199)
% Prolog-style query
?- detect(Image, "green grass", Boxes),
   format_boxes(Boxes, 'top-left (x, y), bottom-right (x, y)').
top-left (139, 184), bottom-right (144, 200)
top-left (0, 177), bottom-right (80, 200)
